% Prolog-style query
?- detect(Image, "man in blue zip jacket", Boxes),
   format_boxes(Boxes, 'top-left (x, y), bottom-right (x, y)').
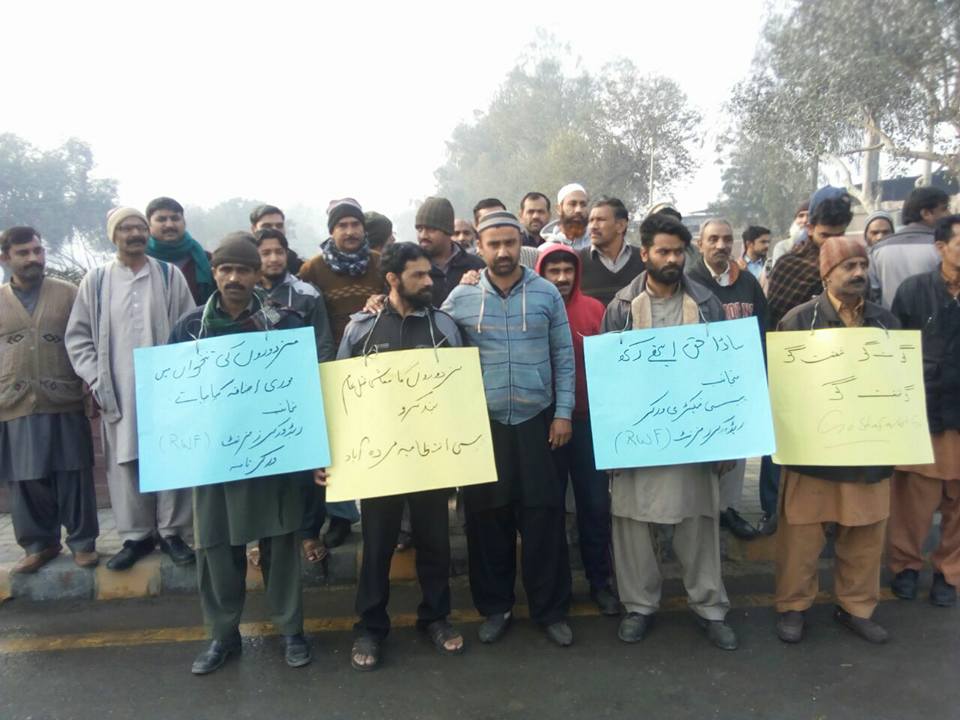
top-left (442, 210), bottom-right (577, 647)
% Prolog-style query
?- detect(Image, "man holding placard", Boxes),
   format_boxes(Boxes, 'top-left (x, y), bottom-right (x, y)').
top-left (443, 210), bottom-right (577, 648)
top-left (887, 214), bottom-right (960, 608)
top-left (600, 213), bottom-right (738, 651)
top-left (168, 233), bottom-right (318, 675)
top-left (337, 242), bottom-right (466, 670)
top-left (773, 236), bottom-right (900, 644)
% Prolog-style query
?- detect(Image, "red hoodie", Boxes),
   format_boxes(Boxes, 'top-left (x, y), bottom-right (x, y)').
top-left (535, 243), bottom-right (606, 420)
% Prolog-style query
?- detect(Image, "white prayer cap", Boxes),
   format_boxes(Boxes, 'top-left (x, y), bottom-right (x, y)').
top-left (556, 183), bottom-right (587, 205)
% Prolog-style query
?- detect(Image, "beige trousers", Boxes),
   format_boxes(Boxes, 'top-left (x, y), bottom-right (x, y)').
top-left (888, 470), bottom-right (960, 586)
top-left (612, 514), bottom-right (729, 620)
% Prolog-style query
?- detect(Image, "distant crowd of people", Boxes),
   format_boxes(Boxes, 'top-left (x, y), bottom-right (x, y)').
top-left (1, 181), bottom-right (957, 674)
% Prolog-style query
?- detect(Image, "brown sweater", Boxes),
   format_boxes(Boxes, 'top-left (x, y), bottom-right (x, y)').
top-left (0, 277), bottom-right (85, 421)
top-left (298, 253), bottom-right (383, 344)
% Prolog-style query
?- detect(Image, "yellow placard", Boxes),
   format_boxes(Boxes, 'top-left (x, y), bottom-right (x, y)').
top-left (320, 347), bottom-right (497, 501)
top-left (767, 328), bottom-right (933, 466)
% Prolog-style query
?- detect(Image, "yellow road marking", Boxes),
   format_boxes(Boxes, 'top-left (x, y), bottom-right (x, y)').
top-left (0, 590), bottom-right (896, 655)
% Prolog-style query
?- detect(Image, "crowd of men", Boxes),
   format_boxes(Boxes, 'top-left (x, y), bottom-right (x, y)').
top-left (1, 181), bottom-right (958, 675)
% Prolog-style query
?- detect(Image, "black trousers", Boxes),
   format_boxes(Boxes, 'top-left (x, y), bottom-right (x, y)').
top-left (354, 489), bottom-right (452, 639)
top-left (464, 415), bottom-right (572, 626)
top-left (9, 469), bottom-right (99, 555)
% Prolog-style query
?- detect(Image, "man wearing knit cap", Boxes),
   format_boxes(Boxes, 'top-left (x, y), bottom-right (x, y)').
top-left (297, 198), bottom-right (378, 549)
top-left (863, 211), bottom-right (894, 247)
top-left (541, 183), bottom-right (591, 251)
top-left (1, 226), bottom-right (99, 573)
top-left (364, 211), bottom-right (395, 252)
top-left (66, 208), bottom-right (196, 571)
top-left (774, 236), bottom-right (899, 645)
top-left (767, 186), bottom-right (853, 329)
top-left (168, 232), bottom-right (318, 674)
top-left (416, 196), bottom-right (486, 306)
top-left (442, 210), bottom-right (576, 647)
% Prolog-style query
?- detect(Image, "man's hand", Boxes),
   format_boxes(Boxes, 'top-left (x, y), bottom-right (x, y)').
top-left (713, 460), bottom-right (736, 476)
top-left (363, 294), bottom-right (386, 314)
top-left (313, 469), bottom-right (329, 487)
top-left (82, 382), bottom-right (100, 420)
top-left (548, 419), bottom-right (573, 449)
top-left (460, 270), bottom-right (481, 286)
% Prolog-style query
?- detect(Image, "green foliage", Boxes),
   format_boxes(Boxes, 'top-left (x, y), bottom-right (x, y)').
top-left (0, 133), bottom-right (118, 253)
top-left (435, 42), bottom-right (701, 216)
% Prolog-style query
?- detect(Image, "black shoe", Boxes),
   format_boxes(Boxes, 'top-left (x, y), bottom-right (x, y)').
top-left (758, 512), bottom-right (778, 537)
top-left (324, 518), bottom-right (352, 549)
top-left (106, 537), bottom-right (156, 571)
top-left (697, 617), bottom-right (738, 650)
top-left (776, 611), bottom-right (804, 643)
top-left (930, 573), bottom-right (957, 607)
top-left (591, 586), bottom-right (622, 616)
top-left (284, 633), bottom-right (312, 668)
top-left (191, 636), bottom-right (241, 675)
top-left (159, 535), bottom-right (196, 566)
top-left (720, 508), bottom-right (759, 540)
top-left (833, 606), bottom-right (888, 644)
top-left (618, 612), bottom-right (651, 643)
top-left (891, 568), bottom-right (919, 600)
top-left (544, 621), bottom-right (573, 647)
top-left (477, 612), bottom-right (512, 644)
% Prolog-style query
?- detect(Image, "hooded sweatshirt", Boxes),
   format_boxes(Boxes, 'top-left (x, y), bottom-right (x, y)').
top-left (535, 243), bottom-right (605, 420)
top-left (442, 266), bottom-right (575, 425)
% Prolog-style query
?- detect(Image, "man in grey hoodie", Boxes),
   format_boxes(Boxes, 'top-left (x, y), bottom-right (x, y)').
top-left (442, 211), bottom-right (577, 648)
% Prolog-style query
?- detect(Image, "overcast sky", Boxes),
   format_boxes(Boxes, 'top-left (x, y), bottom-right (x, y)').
top-left (6, 0), bottom-right (770, 224)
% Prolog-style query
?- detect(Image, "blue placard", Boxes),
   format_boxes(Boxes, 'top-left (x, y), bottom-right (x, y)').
top-left (134, 326), bottom-right (330, 491)
top-left (584, 317), bottom-right (775, 470)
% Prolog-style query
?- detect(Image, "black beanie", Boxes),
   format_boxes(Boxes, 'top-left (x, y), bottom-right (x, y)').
top-left (327, 198), bottom-right (365, 234)
top-left (415, 197), bottom-right (455, 236)
top-left (212, 232), bottom-right (261, 269)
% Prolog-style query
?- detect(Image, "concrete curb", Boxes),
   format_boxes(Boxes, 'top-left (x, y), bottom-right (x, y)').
top-left (0, 524), bottom-right (942, 604)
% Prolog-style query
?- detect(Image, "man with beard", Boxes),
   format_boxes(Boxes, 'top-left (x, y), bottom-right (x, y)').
top-left (338, 242), bottom-right (466, 670)
top-left (442, 211), bottom-right (576, 647)
top-left (470, 198), bottom-right (538, 269)
top-left (66, 208), bottom-right (196, 570)
top-left (146, 197), bottom-right (214, 304)
top-left (169, 233), bottom-right (318, 674)
top-left (738, 226), bottom-right (771, 279)
top-left (535, 242), bottom-right (620, 615)
top-left (767, 187), bottom-right (853, 329)
top-left (520, 192), bottom-right (551, 247)
top-left (601, 213), bottom-right (737, 650)
top-left (365, 211), bottom-right (395, 252)
top-left (453, 219), bottom-right (478, 253)
top-left (775, 237), bottom-right (898, 644)
top-left (541, 183), bottom-right (591, 251)
top-left (416, 196), bottom-right (485, 305)
top-left (686, 218), bottom-right (769, 541)
top-left (579, 197), bottom-right (645, 307)
top-left (1, 227), bottom-right (99, 573)
top-left (763, 202), bottom-right (810, 280)
top-left (297, 199), bottom-right (381, 549)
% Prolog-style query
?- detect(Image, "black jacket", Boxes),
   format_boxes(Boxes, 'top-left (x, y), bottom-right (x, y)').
top-left (686, 257), bottom-right (769, 339)
top-left (891, 269), bottom-right (960, 434)
top-left (429, 244), bottom-right (486, 307)
top-left (338, 301), bottom-right (462, 359)
top-left (779, 293), bottom-right (900, 483)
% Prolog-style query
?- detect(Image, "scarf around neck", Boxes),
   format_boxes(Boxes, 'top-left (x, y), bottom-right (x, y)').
top-left (320, 236), bottom-right (371, 277)
top-left (147, 230), bottom-right (214, 297)
top-left (199, 287), bottom-right (288, 337)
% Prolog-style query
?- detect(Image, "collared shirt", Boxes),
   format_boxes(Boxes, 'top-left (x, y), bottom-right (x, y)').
top-left (826, 290), bottom-right (865, 328)
top-left (741, 254), bottom-right (764, 279)
top-left (591, 240), bottom-right (633, 273)
top-left (709, 261), bottom-right (732, 288)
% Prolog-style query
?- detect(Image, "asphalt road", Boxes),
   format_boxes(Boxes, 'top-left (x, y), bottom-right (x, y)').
top-left (1, 572), bottom-right (957, 720)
